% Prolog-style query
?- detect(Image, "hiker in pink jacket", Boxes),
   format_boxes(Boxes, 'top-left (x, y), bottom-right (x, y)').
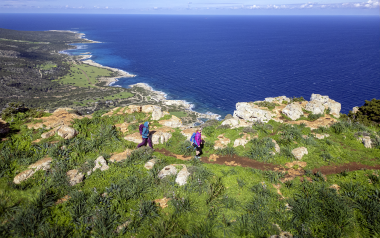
top-left (193, 129), bottom-right (203, 159)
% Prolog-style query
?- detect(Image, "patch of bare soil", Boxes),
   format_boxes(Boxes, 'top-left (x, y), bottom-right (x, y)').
top-left (312, 162), bottom-right (380, 175)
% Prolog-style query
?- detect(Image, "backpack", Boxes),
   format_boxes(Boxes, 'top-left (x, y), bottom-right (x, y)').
top-left (139, 124), bottom-right (145, 135)
top-left (190, 132), bottom-right (196, 144)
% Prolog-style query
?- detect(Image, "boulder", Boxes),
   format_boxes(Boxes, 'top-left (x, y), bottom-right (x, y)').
top-left (305, 101), bottom-right (325, 115)
top-left (272, 139), bottom-right (281, 153)
top-left (66, 169), bottom-right (84, 186)
top-left (144, 159), bottom-right (157, 170)
top-left (312, 133), bottom-right (330, 139)
top-left (158, 165), bottom-right (178, 179)
top-left (352, 106), bottom-right (359, 114)
top-left (57, 125), bottom-right (78, 140)
top-left (265, 96), bottom-right (291, 103)
top-left (13, 169), bottom-right (34, 184)
top-left (151, 127), bottom-right (173, 145)
top-left (175, 166), bottom-right (190, 186)
top-left (310, 94), bottom-right (341, 118)
top-left (214, 134), bottom-right (231, 149)
top-left (13, 157), bottom-right (52, 184)
top-left (291, 147), bottom-right (308, 160)
top-left (109, 149), bottom-right (133, 163)
top-left (233, 102), bottom-right (275, 123)
top-left (115, 122), bottom-right (131, 134)
top-left (234, 138), bottom-right (249, 148)
top-left (124, 132), bottom-right (142, 144)
top-left (222, 118), bottom-right (239, 128)
top-left (359, 136), bottom-right (372, 148)
top-left (159, 115), bottom-right (182, 128)
top-left (91, 156), bottom-right (109, 173)
top-left (282, 103), bottom-right (304, 120)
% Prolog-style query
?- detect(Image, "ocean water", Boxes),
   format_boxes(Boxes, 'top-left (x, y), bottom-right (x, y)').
top-left (1, 14), bottom-right (379, 117)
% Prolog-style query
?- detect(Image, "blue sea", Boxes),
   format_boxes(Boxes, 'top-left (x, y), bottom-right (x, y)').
top-left (1, 14), bottom-right (379, 117)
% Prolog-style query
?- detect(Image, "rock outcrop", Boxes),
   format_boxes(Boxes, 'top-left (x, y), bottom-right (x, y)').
top-left (310, 94), bottom-right (341, 118)
top-left (221, 118), bottom-right (253, 129)
top-left (66, 169), bottom-right (84, 186)
top-left (352, 106), bottom-right (359, 114)
top-left (305, 101), bottom-right (325, 115)
top-left (292, 147), bottom-right (308, 160)
top-left (159, 115), bottom-right (182, 128)
top-left (359, 136), bottom-right (372, 148)
top-left (233, 102), bottom-right (275, 123)
top-left (109, 149), bottom-right (133, 163)
top-left (88, 156), bottom-right (109, 175)
top-left (158, 164), bottom-right (190, 186)
top-left (214, 134), bottom-right (231, 149)
top-left (27, 108), bottom-right (84, 129)
top-left (282, 103), bottom-right (304, 120)
top-left (151, 127), bottom-right (173, 145)
top-left (272, 139), bottom-right (281, 154)
top-left (41, 125), bottom-right (78, 140)
top-left (144, 159), bottom-right (157, 170)
top-left (124, 132), bottom-right (142, 144)
top-left (13, 157), bottom-right (52, 184)
top-left (265, 96), bottom-right (290, 103)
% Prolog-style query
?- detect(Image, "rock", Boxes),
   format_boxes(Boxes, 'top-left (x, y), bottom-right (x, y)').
top-left (124, 132), bottom-right (142, 144)
top-left (214, 134), bottom-right (231, 149)
top-left (233, 138), bottom-right (249, 148)
top-left (13, 157), bottom-right (52, 184)
top-left (28, 157), bottom-right (52, 170)
top-left (233, 102), bottom-right (275, 123)
top-left (175, 166), bottom-right (190, 186)
top-left (154, 197), bottom-right (171, 208)
top-left (312, 133), bottom-right (330, 139)
top-left (159, 115), bottom-right (182, 128)
top-left (359, 136), bottom-right (372, 148)
top-left (55, 195), bottom-right (71, 205)
top-left (27, 108), bottom-right (83, 130)
top-left (352, 106), bottom-right (359, 114)
top-left (272, 139), bottom-right (280, 153)
top-left (209, 154), bottom-right (219, 162)
top-left (57, 125), bottom-right (78, 139)
top-left (109, 149), bottom-right (133, 162)
top-left (282, 103), bottom-right (304, 120)
top-left (41, 128), bottom-right (58, 139)
top-left (158, 165), bottom-right (177, 179)
top-left (305, 101), bottom-right (325, 115)
top-left (116, 221), bottom-right (131, 233)
top-left (152, 107), bottom-right (170, 121)
top-left (13, 169), bottom-right (34, 184)
top-left (66, 169), bottom-right (84, 186)
top-left (92, 156), bottom-right (109, 172)
top-left (151, 127), bottom-right (173, 145)
top-left (292, 147), bottom-right (308, 160)
top-left (144, 159), bottom-right (157, 170)
top-left (310, 94), bottom-right (341, 118)
top-left (115, 122), bottom-right (131, 134)
top-left (222, 118), bottom-right (239, 127)
top-left (270, 232), bottom-right (293, 238)
top-left (265, 96), bottom-right (290, 103)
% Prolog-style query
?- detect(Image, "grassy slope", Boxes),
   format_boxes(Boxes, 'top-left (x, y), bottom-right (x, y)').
top-left (0, 110), bottom-right (379, 237)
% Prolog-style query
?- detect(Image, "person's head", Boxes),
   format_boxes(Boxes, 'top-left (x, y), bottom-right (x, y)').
top-left (144, 121), bottom-right (149, 127)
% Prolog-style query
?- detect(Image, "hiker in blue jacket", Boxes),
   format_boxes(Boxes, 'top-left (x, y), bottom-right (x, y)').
top-left (137, 121), bottom-right (153, 149)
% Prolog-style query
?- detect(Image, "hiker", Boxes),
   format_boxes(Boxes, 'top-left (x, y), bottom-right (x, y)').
top-left (137, 121), bottom-right (153, 149)
top-left (191, 129), bottom-right (203, 159)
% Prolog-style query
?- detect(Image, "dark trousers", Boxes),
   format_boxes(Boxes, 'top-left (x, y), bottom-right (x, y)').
top-left (137, 137), bottom-right (153, 148)
top-left (193, 143), bottom-right (202, 155)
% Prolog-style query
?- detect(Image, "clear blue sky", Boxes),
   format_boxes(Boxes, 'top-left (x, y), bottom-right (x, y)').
top-left (1, 0), bottom-right (379, 14)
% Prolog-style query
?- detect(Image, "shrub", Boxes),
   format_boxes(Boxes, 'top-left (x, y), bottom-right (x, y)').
top-left (216, 124), bottom-right (230, 130)
top-left (202, 126), bottom-right (215, 137)
top-left (347, 98), bottom-right (380, 126)
top-left (216, 146), bottom-right (236, 157)
top-left (290, 96), bottom-right (305, 103)
top-left (242, 127), bottom-right (256, 134)
top-left (308, 113), bottom-right (323, 121)
top-left (245, 138), bottom-right (275, 162)
top-left (254, 101), bottom-right (278, 110)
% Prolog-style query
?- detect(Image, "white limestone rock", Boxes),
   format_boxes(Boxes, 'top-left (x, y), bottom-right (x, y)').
top-left (175, 166), bottom-right (190, 186)
top-left (359, 136), bottom-right (372, 148)
top-left (67, 169), bottom-right (84, 186)
top-left (272, 139), bottom-right (281, 153)
top-left (159, 115), bottom-right (182, 128)
top-left (352, 106), bottom-right (359, 114)
top-left (282, 103), bottom-right (304, 120)
top-left (234, 138), bottom-right (249, 148)
top-left (124, 132), bottom-right (142, 144)
top-left (144, 159), bottom-right (157, 170)
top-left (305, 101), bottom-right (325, 115)
top-left (291, 147), bottom-right (308, 160)
top-left (310, 94), bottom-right (341, 118)
top-left (233, 102), bottom-right (275, 123)
top-left (158, 165), bottom-right (178, 179)
top-left (92, 156), bottom-right (109, 172)
top-left (13, 157), bottom-right (52, 184)
top-left (57, 125), bottom-right (78, 140)
top-left (151, 128), bottom-right (173, 145)
top-left (265, 96), bottom-right (290, 103)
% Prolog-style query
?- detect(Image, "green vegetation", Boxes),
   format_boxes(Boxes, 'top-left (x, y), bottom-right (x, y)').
top-left (169, 111), bottom-right (188, 118)
top-left (58, 64), bottom-right (114, 87)
top-left (346, 98), bottom-right (380, 126)
top-left (254, 101), bottom-right (279, 110)
top-left (0, 104), bottom-right (380, 237)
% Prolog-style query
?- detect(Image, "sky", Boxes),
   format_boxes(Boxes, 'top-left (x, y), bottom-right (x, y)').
top-left (0, 0), bottom-right (379, 14)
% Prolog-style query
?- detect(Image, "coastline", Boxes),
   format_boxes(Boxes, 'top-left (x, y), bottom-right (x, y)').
top-left (61, 30), bottom-right (221, 122)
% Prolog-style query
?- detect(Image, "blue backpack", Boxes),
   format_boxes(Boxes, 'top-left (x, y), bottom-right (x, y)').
top-left (190, 132), bottom-right (196, 145)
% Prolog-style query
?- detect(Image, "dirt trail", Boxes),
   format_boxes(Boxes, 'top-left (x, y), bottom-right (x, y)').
top-left (155, 148), bottom-right (380, 176)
